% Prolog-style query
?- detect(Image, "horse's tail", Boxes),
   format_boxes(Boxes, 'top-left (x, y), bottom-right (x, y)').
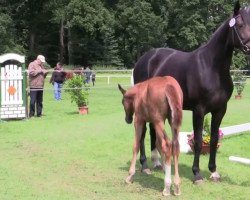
top-left (165, 80), bottom-right (183, 129)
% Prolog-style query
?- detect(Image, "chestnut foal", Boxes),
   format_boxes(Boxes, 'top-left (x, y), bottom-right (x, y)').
top-left (118, 76), bottom-right (183, 196)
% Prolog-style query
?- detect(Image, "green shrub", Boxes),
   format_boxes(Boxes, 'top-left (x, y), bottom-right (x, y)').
top-left (65, 75), bottom-right (90, 107)
top-left (232, 71), bottom-right (247, 96)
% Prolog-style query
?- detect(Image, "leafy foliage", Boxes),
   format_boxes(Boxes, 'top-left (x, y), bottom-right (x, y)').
top-left (0, 0), bottom-right (249, 68)
top-left (232, 71), bottom-right (247, 96)
top-left (65, 75), bottom-right (90, 107)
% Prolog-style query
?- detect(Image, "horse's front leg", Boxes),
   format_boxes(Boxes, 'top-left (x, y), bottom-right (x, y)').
top-left (139, 123), bottom-right (151, 174)
top-left (192, 108), bottom-right (205, 184)
top-left (209, 106), bottom-right (227, 182)
top-left (126, 120), bottom-right (144, 183)
top-left (150, 123), bottom-right (162, 170)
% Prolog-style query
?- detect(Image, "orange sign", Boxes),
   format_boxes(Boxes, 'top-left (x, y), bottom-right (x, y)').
top-left (7, 86), bottom-right (16, 95)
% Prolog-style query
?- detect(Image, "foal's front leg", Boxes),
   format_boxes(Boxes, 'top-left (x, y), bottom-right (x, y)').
top-left (126, 120), bottom-right (144, 183)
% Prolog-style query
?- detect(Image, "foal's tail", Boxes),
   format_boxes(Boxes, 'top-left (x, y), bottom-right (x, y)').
top-left (165, 81), bottom-right (183, 129)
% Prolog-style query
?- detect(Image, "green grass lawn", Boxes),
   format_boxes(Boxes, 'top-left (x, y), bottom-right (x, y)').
top-left (0, 77), bottom-right (249, 200)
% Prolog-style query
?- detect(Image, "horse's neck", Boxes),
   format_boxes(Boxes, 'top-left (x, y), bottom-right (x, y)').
top-left (203, 20), bottom-right (234, 67)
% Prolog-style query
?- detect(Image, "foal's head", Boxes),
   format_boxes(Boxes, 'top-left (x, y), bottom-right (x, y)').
top-left (118, 84), bottom-right (134, 124)
top-left (230, 1), bottom-right (250, 54)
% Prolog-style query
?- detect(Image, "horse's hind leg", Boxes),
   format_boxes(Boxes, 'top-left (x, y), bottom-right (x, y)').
top-left (139, 123), bottom-right (151, 174)
top-left (126, 121), bottom-right (144, 183)
top-left (209, 107), bottom-right (226, 182)
top-left (150, 123), bottom-right (162, 170)
top-left (154, 123), bottom-right (172, 196)
top-left (172, 126), bottom-right (181, 195)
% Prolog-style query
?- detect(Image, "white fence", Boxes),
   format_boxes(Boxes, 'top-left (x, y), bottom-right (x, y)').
top-left (1, 65), bottom-right (23, 105)
top-left (0, 53), bottom-right (27, 119)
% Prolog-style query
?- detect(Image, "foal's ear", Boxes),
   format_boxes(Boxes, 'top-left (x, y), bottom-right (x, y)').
top-left (118, 84), bottom-right (126, 95)
top-left (234, 1), bottom-right (240, 16)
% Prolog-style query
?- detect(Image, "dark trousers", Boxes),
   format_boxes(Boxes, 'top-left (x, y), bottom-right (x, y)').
top-left (29, 88), bottom-right (43, 117)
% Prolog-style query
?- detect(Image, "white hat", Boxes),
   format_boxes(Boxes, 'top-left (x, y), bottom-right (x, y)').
top-left (37, 55), bottom-right (46, 63)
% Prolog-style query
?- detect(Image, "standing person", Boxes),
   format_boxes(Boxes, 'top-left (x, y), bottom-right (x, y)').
top-left (50, 62), bottom-right (66, 101)
top-left (28, 55), bottom-right (48, 118)
top-left (84, 66), bottom-right (92, 84)
top-left (91, 71), bottom-right (96, 86)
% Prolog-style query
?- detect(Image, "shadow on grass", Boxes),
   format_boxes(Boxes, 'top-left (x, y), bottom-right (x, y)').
top-left (119, 158), bottom-right (249, 192)
top-left (65, 111), bottom-right (79, 115)
top-left (119, 161), bottom-right (198, 192)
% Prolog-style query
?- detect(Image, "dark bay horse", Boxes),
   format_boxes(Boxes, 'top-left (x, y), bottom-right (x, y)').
top-left (133, 1), bottom-right (250, 183)
top-left (118, 76), bottom-right (183, 196)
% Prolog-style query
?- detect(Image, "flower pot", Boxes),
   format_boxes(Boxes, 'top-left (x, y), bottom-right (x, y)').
top-left (189, 143), bottom-right (221, 154)
top-left (235, 95), bottom-right (242, 100)
top-left (79, 106), bottom-right (88, 115)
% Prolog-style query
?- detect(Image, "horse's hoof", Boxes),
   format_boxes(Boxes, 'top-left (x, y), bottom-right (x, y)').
top-left (142, 168), bottom-right (152, 175)
top-left (211, 177), bottom-right (220, 182)
top-left (162, 187), bottom-right (171, 196)
top-left (193, 179), bottom-right (204, 185)
top-left (125, 175), bottom-right (133, 184)
top-left (193, 173), bottom-right (203, 185)
top-left (210, 171), bottom-right (221, 182)
top-left (174, 184), bottom-right (181, 196)
top-left (153, 164), bottom-right (163, 171)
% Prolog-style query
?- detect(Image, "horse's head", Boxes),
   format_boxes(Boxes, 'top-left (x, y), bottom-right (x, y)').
top-left (118, 84), bottom-right (134, 124)
top-left (230, 1), bottom-right (250, 54)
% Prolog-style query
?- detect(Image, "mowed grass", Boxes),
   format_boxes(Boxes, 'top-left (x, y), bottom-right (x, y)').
top-left (0, 76), bottom-right (249, 200)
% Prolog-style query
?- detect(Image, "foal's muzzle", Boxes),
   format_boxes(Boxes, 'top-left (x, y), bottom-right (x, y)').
top-left (125, 116), bottom-right (133, 124)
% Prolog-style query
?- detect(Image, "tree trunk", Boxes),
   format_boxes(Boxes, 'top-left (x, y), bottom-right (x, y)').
top-left (67, 27), bottom-right (73, 64)
top-left (59, 18), bottom-right (65, 63)
top-left (29, 32), bottom-right (35, 53)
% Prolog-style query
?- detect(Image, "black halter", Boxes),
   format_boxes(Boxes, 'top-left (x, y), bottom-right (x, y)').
top-left (231, 16), bottom-right (250, 53)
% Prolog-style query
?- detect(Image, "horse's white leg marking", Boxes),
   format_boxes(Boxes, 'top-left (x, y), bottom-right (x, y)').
top-left (162, 164), bottom-right (172, 196)
top-left (210, 171), bottom-right (221, 182)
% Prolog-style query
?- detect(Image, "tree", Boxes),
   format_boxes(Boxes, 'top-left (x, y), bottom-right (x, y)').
top-left (0, 1), bottom-right (25, 54)
top-left (64, 0), bottom-right (118, 65)
top-left (115, 0), bottom-right (168, 67)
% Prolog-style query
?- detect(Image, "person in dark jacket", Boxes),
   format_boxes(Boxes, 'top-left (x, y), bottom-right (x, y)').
top-left (50, 62), bottom-right (66, 101)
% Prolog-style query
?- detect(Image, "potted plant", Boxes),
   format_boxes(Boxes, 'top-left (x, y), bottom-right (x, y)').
top-left (65, 74), bottom-right (90, 114)
top-left (232, 70), bottom-right (247, 100)
top-left (187, 116), bottom-right (224, 154)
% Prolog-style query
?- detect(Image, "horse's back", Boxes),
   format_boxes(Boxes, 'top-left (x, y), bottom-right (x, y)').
top-left (134, 48), bottom-right (191, 84)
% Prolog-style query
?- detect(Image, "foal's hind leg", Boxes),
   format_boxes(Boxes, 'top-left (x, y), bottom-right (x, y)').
top-left (150, 123), bottom-right (162, 170)
top-left (154, 123), bottom-right (172, 196)
top-left (172, 126), bottom-right (181, 195)
top-left (126, 121), bottom-right (144, 183)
